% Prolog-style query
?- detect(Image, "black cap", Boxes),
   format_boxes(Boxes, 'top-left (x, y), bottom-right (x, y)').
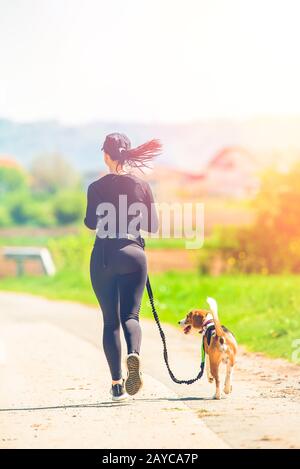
top-left (101, 132), bottom-right (131, 159)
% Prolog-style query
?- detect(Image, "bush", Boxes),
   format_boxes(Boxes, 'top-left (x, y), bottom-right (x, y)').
top-left (53, 191), bottom-right (85, 225)
top-left (199, 163), bottom-right (300, 274)
top-left (9, 197), bottom-right (55, 226)
top-left (48, 229), bottom-right (92, 273)
top-left (0, 205), bottom-right (12, 227)
top-left (199, 227), bottom-right (242, 275)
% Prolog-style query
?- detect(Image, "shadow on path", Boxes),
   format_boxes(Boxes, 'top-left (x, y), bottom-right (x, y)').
top-left (0, 396), bottom-right (211, 413)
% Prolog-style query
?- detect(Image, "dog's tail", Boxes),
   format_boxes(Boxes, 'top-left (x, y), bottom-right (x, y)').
top-left (206, 297), bottom-right (224, 338)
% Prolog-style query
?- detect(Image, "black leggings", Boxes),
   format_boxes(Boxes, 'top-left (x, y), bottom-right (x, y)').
top-left (90, 238), bottom-right (147, 380)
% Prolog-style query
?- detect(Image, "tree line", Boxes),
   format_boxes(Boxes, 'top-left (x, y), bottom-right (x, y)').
top-left (0, 154), bottom-right (86, 227)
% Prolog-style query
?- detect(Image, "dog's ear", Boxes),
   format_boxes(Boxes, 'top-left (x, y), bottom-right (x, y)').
top-left (191, 311), bottom-right (204, 329)
top-left (186, 311), bottom-right (193, 324)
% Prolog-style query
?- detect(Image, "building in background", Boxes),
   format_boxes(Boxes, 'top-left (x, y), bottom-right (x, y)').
top-left (199, 146), bottom-right (259, 198)
top-left (144, 146), bottom-right (259, 201)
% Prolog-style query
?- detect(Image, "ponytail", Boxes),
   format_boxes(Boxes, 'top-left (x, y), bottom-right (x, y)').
top-left (118, 139), bottom-right (162, 172)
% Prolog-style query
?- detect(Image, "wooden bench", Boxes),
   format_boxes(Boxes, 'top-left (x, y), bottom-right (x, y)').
top-left (3, 247), bottom-right (56, 277)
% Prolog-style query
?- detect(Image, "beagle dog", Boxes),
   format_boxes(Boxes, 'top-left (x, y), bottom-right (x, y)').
top-left (179, 297), bottom-right (237, 400)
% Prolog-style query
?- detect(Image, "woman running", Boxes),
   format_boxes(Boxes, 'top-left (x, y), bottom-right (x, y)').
top-left (84, 132), bottom-right (161, 401)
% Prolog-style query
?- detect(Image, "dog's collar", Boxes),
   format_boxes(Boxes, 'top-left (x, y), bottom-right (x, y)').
top-left (201, 319), bottom-right (215, 336)
top-left (203, 319), bottom-right (214, 328)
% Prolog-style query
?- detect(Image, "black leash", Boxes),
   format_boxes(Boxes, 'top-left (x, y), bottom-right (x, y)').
top-left (140, 237), bottom-right (205, 385)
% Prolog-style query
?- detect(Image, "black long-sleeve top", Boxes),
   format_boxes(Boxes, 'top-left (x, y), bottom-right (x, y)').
top-left (84, 173), bottom-right (159, 236)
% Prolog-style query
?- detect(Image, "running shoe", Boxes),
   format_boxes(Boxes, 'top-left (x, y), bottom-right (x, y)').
top-left (110, 380), bottom-right (128, 402)
top-left (125, 353), bottom-right (143, 396)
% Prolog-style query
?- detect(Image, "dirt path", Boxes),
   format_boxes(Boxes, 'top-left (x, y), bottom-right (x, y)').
top-left (0, 291), bottom-right (226, 449)
top-left (0, 291), bottom-right (299, 449)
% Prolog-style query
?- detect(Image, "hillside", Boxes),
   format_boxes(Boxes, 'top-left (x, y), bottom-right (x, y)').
top-left (0, 117), bottom-right (300, 173)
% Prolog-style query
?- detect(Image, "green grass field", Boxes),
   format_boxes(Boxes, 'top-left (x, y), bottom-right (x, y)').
top-left (1, 271), bottom-right (299, 362)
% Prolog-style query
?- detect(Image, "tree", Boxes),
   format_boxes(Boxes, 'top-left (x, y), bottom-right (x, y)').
top-left (0, 166), bottom-right (28, 197)
top-left (199, 163), bottom-right (300, 274)
top-left (30, 153), bottom-right (80, 194)
top-left (255, 163), bottom-right (300, 240)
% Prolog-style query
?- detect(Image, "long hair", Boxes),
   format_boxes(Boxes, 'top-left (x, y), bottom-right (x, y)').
top-left (120, 139), bottom-right (162, 172)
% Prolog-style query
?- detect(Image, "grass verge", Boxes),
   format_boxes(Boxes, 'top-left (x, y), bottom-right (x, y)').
top-left (1, 271), bottom-right (299, 362)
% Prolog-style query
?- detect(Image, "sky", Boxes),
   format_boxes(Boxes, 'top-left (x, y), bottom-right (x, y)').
top-left (1, 0), bottom-right (300, 125)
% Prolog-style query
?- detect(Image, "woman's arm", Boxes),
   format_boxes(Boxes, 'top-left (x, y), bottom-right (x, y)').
top-left (84, 184), bottom-right (97, 230)
top-left (143, 182), bottom-right (159, 233)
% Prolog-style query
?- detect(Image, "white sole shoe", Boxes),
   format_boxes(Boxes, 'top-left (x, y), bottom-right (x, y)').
top-left (125, 353), bottom-right (143, 396)
top-left (111, 392), bottom-right (129, 402)
top-left (110, 380), bottom-right (128, 402)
